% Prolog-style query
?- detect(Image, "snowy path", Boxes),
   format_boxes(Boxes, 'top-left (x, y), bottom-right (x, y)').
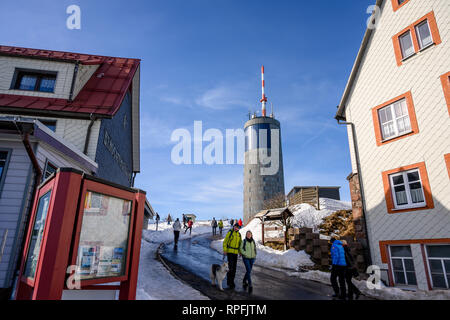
top-left (161, 234), bottom-right (333, 300)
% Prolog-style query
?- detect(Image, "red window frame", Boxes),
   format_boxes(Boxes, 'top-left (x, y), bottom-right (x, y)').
top-left (391, 0), bottom-right (411, 12)
top-left (69, 178), bottom-right (136, 287)
top-left (440, 72), bottom-right (450, 116)
top-left (372, 91), bottom-right (419, 146)
top-left (445, 154), bottom-right (450, 179)
top-left (19, 177), bottom-right (57, 287)
top-left (381, 161), bottom-right (434, 214)
top-left (392, 11), bottom-right (442, 66)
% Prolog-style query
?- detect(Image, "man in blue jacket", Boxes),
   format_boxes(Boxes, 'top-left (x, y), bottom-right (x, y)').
top-left (330, 238), bottom-right (347, 299)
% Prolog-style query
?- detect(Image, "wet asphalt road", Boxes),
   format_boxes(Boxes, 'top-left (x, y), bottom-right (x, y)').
top-left (160, 232), bottom-right (333, 300)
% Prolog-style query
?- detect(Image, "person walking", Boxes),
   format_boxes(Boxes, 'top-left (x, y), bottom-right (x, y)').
top-left (330, 237), bottom-right (347, 299)
top-left (155, 213), bottom-right (160, 231)
top-left (167, 214), bottom-right (172, 225)
top-left (182, 214), bottom-right (187, 228)
top-left (223, 223), bottom-right (242, 290)
top-left (240, 230), bottom-right (257, 294)
top-left (173, 218), bottom-right (181, 249)
top-left (230, 219), bottom-right (234, 228)
top-left (238, 218), bottom-right (243, 228)
top-left (211, 218), bottom-right (218, 235)
top-left (185, 218), bottom-right (193, 235)
top-left (341, 240), bottom-right (361, 300)
top-left (218, 219), bottom-right (224, 236)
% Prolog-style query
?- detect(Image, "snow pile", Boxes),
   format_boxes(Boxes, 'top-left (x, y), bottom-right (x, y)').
top-left (137, 220), bottom-right (216, 300)
top-left (287, 270), bottom-right (450, 300)
top-left (289, 198), bottom-right (351, 232)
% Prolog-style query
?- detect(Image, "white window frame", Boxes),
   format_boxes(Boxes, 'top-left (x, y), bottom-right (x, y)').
top-left (415, 19), bottom-right (434, 50)
top-left (424, 244), bottom-right (450, 289)
top-left (399, 31), bottom-right (415, 59)
top-left (389, 245), bottom-right (417, 287)
top-left (389, 168), bottom-right (426, 210)
top-left (378, 98), bottom-right (412, 141)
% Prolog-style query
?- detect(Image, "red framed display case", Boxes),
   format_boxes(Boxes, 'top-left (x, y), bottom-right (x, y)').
top-left (15, 168), bottom-right (146, 300)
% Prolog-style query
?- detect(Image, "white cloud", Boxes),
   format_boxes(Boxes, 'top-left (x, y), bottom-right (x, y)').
top-left (195, 84), bottom-right (251, 110)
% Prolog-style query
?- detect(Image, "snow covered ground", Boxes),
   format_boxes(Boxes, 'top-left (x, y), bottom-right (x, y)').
top-left (137, 220), bottom-right (222, 300)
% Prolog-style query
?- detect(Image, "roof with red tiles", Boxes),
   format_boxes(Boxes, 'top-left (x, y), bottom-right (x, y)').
top-left (0, 45), bottom-right (140, 118)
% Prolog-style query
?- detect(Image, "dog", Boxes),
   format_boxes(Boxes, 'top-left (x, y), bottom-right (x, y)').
top-left (210, 262), bottom-right (229, 291)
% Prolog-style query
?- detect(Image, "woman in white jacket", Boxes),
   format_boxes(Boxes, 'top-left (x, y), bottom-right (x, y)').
top-left (173, 218), bottom-right (182, 249)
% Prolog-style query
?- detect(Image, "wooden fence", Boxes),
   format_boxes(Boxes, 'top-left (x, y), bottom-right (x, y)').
top-left (288, 187), bottom-right (320, 209)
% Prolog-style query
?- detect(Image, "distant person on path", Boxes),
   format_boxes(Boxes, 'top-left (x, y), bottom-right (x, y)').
top-left (223, 223), bottom-right (242, 290)
top-left (230, 219), bottom-right (234, 228)
top-left (218, 219), bottom-right (224, 236)
top-left (341, 240), bottom-right (361, 300)
top-left (238, 218), bottom-right (243, 228)
top-left (155, 213), bottom-right (160, 231)
top-left (211, 218), bottom-right (218, 235)
top-left (330, 238), bottom-right (347, 299)
top-left (185, 219), bottom-right (193, 235)
top-left (240, 230), bottom-right (257, 294)
top-left (173, 218), bottom-right (181, 249)
top-left (182, 214), bottom-right (187, 228)
top-left (167, 214), bottom-right (172, 225)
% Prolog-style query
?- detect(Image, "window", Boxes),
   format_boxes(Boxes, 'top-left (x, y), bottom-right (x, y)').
top-left (426, 245), bottom-right (450, 289)
top-left (43, 161), bottom-right (57, 181)
top-left (0, 151), bottom-right (8, 182)
top-left (440, 72), bottom-right (450, 116)
top-left (389, 169), bottom-right (425, 209)
top-left (38, 119), bottom-right (57, 132)
top-left (389, 245), bottom-right (417, 286)
top-left (399, 31), bottom-right (414, 59)
top-left (11, 69), bottom-right (57, 93)
top-left (392, 11), bottom-right (441, 66)
top-left (372, 91), bottom-right (418, 146)
top-left (391, 0), bottom-right (410, 11)
top-left (415, 20), bottom-right (433, 49)
top-left (382, 162), bottom-right (434, 214)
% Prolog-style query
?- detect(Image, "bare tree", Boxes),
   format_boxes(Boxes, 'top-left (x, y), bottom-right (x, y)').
top-left (263, 193), bottom-right (287, 210)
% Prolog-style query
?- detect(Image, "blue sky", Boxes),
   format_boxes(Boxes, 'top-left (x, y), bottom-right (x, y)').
top-left (0, 0), bottom-right (374, 221)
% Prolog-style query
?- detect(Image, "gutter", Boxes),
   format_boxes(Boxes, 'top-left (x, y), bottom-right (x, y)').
top-left (68, 61), bottom-right (80, 102)
top-left (83, 113), bottom-right (96, 155)
top-left (336, 118), bottom-right (373, 266)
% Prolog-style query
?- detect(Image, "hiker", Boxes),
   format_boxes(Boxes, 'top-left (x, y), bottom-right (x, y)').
top-left (238, 218), bottom-right (243, 228)
top-left (185, 218), bottom-right (193, 235)
top-left (218, 219), bottom-right (224, 236)
top-left (330, 237), bottom-right (347, 299)
top-left (223, 223), bottom-right (242, 290)
top-left (155, 213), bottom-right (160, 231)
top-left (173, 218), bottom-right (182, 249)
top-left (182, 214), bottom-right (187, 228)
top-left (240, 230), bottom-right (257, 294)
top-left (167, 214), bottom-right (172, 225)
top-left (211, 218), bottom-right (218, 235)
top-left (341, 240), bottom-right (361, 300)
top-left (230, 219), bottom-right (234, 228)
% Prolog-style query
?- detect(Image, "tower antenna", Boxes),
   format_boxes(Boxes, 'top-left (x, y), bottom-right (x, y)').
top-left (270, 102), bottom-right (274, 118)
top-left (260, 65), bottom-right (268, 117)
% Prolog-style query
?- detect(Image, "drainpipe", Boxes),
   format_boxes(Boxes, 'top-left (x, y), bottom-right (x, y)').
top-left (131, 172), bottom-right (137, 187)
top-left (83, 113), bottom-right (96, 155)
top-left (336, 116), bottom-right (373, 266)
top-left (68, 61), bottom-right (80, 102)
top-left (11, 123), bottom-right (43, 295)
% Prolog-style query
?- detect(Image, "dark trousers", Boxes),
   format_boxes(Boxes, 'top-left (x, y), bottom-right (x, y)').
top-left (174, 231), bottom-right (180, 245)
top-left (331, 265), bottom-right (346, 298)
top-left (227, 253), bottom-right (238, 287)
top-left (345, 268), bottom-right (360, 300)
top-left (184, 226), bottom-right (192, 235)
top-left (243, 258), bottom-right (255, 286)
top-left (219, 227), bottom-right (223, 236)
top-left (212, 227), bottom-right (217, 235)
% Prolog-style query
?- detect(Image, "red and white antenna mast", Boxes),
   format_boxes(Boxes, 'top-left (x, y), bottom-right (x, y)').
top-left (260, 65), bottom-right (268, 117)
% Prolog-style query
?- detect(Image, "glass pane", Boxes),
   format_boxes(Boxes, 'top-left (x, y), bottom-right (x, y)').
top-left (431, 274), bottom-right (447, 288)
top-left (75, 191), bottom-right (132, 280)
top-left (394, 101), bottom-right (407, 117)
top-left (409, 183), bottom-right (424, 203)
top-left (396, 116), bottom-right (411, 134)
top-left (394, 187), bottom-right (408, 206)
top-left (19, 75), bottom-right (37, 90)
top-left (392, 174), bottom-right (404, 185)
top-left (378, 108), bottom-right (387, 124)
top-left (0, 151), bottom-right (7, 180)
top-left (400, 32), bottom-right (414, 58)
top-left (427, 245), bottom-right (450, 258)
top-left (416, 21), bottom-right (432, 48)
top-left (444, 260), bottom-right (450, 271)
top-left (39, 77), bottom-right (56, 92)
top-left (406, 272), bottom-right (417, 285)
top-left (407, 171), bottom-right (420, 182)
top-left (429, 260), bottom-right (443, 273)
top-left (391, 245), bottom-right (412, 257)
top-left (392, 258), bottom-right (404, 271)
top-left (404, 259), bottom-right (415, 271)
top-left (24, 191), bottom-right (52, 281)
top-left (394, 271), bottom-right (406, 284)
top-left (382, 122), bottom-right (395, 139)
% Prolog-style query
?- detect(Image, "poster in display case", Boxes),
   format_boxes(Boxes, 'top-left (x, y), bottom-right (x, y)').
top-left (75, 191), bottom-right (132, 280)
